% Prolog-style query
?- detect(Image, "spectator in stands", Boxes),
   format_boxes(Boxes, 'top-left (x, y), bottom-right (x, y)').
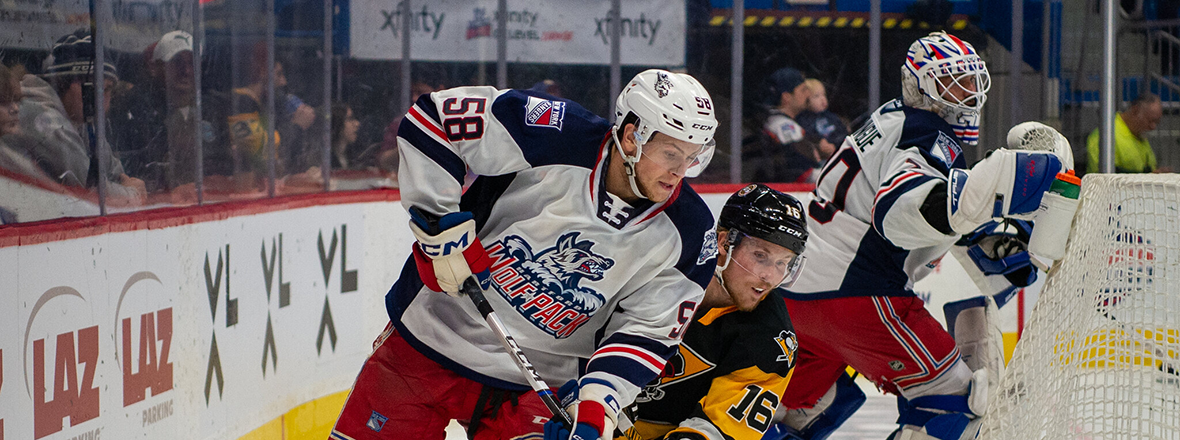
top-left (795, 78), bottom-right (847, 166)
top-left (329, 102), bottom-right (362, 169)
top-left (277, 87), bottom-right (317, 174)
top-left (748, 67), bottom-right (817, 183)
top-left (15, 29), bottom-right (146, 203)
top-left (1, 63), bottom-right (50, 183)
top-left (284, 102), bottom-right (363, 186)
top-left (378, 79), bottom-right (443, 180)
top-left (227, 45), bottom-right (286, 190)
top-left (1086, 93), bottom-right (1168, 174)
top-left (109, 30), bottom-right (224, 194)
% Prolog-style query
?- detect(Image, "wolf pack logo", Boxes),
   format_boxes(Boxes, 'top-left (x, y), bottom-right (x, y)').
top-left (654, 72), bottom-right (673, 98)
top-left (485, 232), bottom-right (614, 338)
top-left (524, 95), bottom-right (566, 130)
top-left (774, 330), bottom-right (798, 366)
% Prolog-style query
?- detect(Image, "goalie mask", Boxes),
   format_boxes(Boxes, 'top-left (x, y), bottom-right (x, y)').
top-left (717, 184), bottom-right (808, 288)
top-left (902, 32), bottom-right (990, 145)
top-left (613, 69), bottom-right (718, 198)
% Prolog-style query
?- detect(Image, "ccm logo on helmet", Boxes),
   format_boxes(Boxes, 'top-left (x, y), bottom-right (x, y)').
top-left (691, 123), bottom-right (714, 130)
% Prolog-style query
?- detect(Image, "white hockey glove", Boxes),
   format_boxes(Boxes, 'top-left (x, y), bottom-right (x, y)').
top-left (542, 379), bottom-right (622, 440)
top-left (408, 207), bottom-right (491, 297)
top-left (1006, 121), bottom-right (1073, 171)
top-left (947, 149), bottom-right (1063, 235)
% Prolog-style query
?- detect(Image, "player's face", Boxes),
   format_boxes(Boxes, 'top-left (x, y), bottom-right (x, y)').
top-left (722, 235), bottom-right (799, 312)
top-left (636, 133), bottom-right (702, 203)
top-left (937, 73), bottom-right (979, 107)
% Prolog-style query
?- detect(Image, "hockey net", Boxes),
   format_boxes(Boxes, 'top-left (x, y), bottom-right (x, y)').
top-left (980, 174), bottom-right (1180, 440)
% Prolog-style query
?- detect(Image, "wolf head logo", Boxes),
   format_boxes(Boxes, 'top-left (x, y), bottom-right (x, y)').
top-left (537, 232), bottom-right (613, 285)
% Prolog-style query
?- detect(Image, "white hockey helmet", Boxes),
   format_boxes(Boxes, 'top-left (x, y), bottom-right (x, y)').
top-left (902, 32), bottom-right (990, 144)
top-left (613, 70), bottom-right (718, 181)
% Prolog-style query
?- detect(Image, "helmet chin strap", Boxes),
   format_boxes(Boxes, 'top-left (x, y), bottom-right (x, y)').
top-left (712, 239), bottom-right (738, 302)
top-left (611, 127), bottom-right (649, 200)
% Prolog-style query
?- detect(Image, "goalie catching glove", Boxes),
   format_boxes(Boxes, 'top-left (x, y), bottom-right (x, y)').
top-left (543, 379), bottom-right (623, 440)
top-left (408, 207), bottom-right (492, 296)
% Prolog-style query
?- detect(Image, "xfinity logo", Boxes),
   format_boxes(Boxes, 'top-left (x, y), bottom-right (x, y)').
top-left (381, 2), bottom-right (445, 40)
top-left (594, 13), bottom-right (662, 45)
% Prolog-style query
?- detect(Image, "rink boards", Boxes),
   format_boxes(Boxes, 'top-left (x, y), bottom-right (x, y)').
top-left (0, 184), bottom-right (1035, 440)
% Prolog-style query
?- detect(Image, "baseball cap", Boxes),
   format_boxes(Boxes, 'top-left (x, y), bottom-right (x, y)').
top-left (151, 30), bottom-right (194, 63)
top-left (766, 67), bottom-right (806, 100)
top-left (42, 29), bottom-right (118, 82)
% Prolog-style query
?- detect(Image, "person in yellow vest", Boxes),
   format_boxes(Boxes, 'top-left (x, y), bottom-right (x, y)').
top-left (1087, 93), bottom-right (1166, 174)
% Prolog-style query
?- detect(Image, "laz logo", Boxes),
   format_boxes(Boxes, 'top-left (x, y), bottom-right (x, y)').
top-left (524, 95), bottom-right (566, 130)
top-left (33, 326), bottom-right (100, 438)
top-left (123, 308), bottom-right (174, 406)
top-left (485, 232), bottom-right (614, 338)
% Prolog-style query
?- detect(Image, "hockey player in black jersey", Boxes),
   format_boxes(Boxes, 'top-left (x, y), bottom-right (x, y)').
top-left (622, 184), bottom-right (808, 440)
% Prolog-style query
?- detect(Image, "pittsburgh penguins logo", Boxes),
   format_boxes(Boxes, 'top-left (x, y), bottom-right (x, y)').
top-left (775, 330), bottom-right (798, 365)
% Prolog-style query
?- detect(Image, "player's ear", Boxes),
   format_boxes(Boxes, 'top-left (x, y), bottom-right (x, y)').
top-left (715, 228), bottom-right (730, 259)
top-left (620, 123), bottom-right (638, 155)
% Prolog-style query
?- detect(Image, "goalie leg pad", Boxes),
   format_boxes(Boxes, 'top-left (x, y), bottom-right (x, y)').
top-left (771, 372), bottom-right (866, 440)
top-left (943, 295), bottom-right (1005, 379)
top-left (892, 371), bottom-right (988, 440)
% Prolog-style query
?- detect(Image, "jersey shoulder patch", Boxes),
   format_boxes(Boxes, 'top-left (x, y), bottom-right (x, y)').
top-left (896, 106), bottom-right (966, 173)
top-left (664, 184), bottom-right (719, 290)
top-left (523, 95), bottom-right (567, 130)
top-left (490, 89), bottom-right (612, 169)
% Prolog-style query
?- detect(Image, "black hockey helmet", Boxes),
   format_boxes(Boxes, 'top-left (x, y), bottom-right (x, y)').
top-left (719, 184), bottom-right (808, 255)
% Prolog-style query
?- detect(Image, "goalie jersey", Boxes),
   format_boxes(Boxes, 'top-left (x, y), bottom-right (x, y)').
top-left (627, 299), bottom-right (797, 440)
top-left (785, 99), bottom-right (967, 300)
top-left (390, 86), bottom-right (718, 408)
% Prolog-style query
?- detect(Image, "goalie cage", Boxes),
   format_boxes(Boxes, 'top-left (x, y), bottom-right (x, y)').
top-left (980, 174), bottom-right (1180, 440)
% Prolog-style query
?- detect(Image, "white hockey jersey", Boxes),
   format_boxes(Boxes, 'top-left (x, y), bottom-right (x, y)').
top-left (391, 86), bottom-right (718, 407)
top-left (785, 99), bottom-right (966, 299)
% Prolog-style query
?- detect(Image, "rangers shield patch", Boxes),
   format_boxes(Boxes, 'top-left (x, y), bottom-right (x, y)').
top-left (524, 95), bottom-right (566, 130)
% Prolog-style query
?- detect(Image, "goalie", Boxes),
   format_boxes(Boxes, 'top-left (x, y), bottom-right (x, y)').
top-left (772, 32), bottom-right (1074, 440)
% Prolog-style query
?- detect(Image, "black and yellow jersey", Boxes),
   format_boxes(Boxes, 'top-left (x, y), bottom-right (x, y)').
top-left (626, 294), bottom-right (798, 440)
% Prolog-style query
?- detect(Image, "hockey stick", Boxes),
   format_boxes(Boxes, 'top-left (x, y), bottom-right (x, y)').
top-left (461, 276), bottom-right (643, 437)
top-left (461, 276), bottom-right (574, 427)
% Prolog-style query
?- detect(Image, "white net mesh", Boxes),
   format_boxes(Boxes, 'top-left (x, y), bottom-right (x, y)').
top-left (981, 174), bottom-right (1180, 440)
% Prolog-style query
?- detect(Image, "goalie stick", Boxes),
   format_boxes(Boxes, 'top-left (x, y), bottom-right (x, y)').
top-left (460, 277), bottom-right (643, 437)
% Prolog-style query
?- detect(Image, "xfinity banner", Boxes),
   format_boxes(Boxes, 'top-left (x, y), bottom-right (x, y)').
top-left (350, 0), bottom-right (685, 65)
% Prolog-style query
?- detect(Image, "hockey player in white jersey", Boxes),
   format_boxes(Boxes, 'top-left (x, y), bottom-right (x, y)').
top-left (773, 32), bottom-right (1069, 440)
top-left (330, 70), bottom-right (721, 440)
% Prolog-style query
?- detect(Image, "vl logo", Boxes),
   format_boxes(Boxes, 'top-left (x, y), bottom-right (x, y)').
top-left (203, 245), bottom-right (237, 405)
top-left (316, 224), bottom-right (359, 354)
top-left (485, 232), bottom-right (613, 338)
top-left (260, 234), bottom-right (290, 377)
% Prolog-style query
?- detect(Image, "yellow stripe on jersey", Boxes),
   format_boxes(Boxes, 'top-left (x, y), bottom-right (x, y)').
top-left (698, 365), bottom-right (794, 440)
top-left (617, 420), bottom-right (676, 440)
top-left (697, 306), bottom-right (738, 326)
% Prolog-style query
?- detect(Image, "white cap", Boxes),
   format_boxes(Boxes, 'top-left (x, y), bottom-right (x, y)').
top-left (152, 30), bottom-right (193, 63)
